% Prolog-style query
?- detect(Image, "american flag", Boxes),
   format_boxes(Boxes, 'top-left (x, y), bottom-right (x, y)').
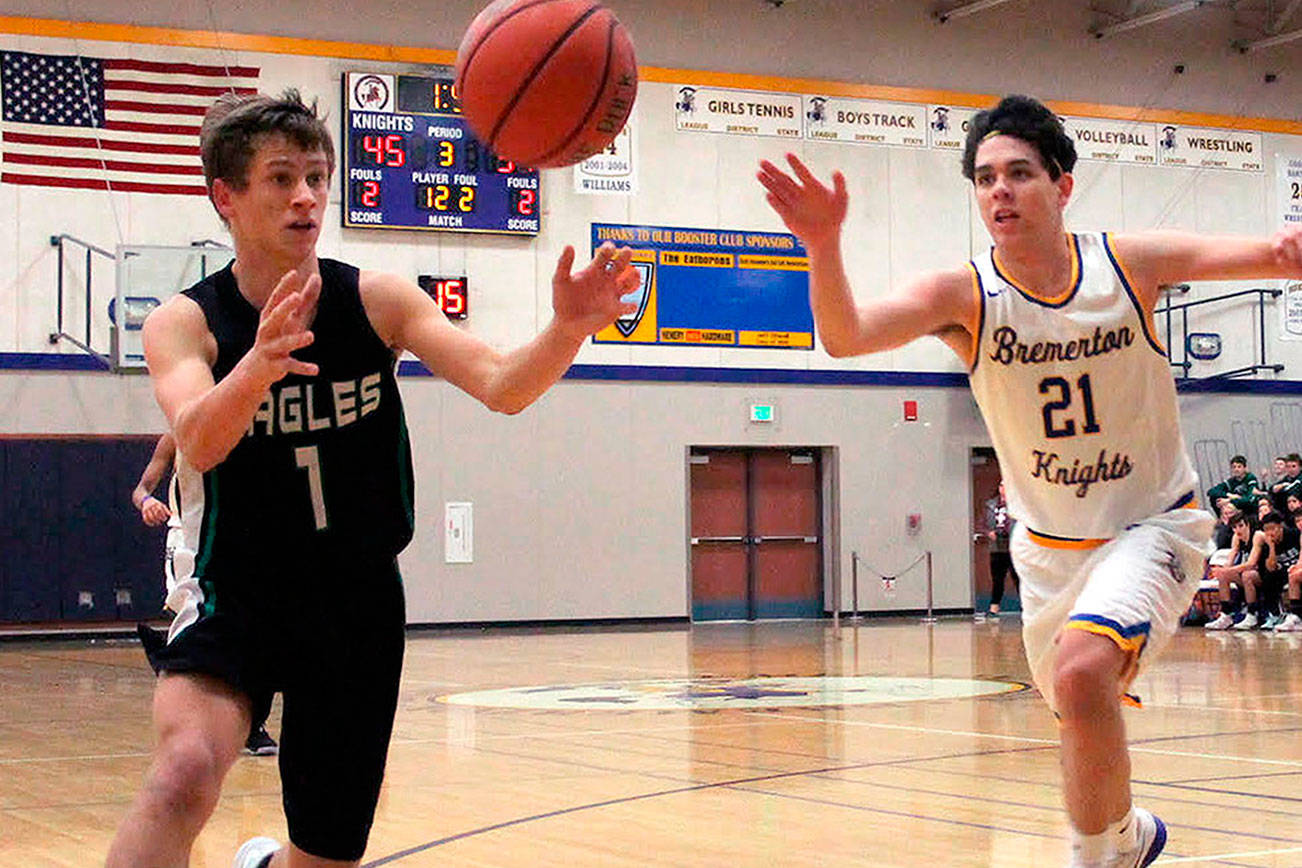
top-left (1, 51), bottom-right (259, 196)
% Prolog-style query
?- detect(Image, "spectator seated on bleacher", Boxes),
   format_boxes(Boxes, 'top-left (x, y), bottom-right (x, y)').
top-left (1226, 512), bottom-right (1295, 630)
top-left (1207, 455), bottom-right (1259, 515)
top-left (1266, 454), bottom-right (1302, 516)
top-left (1205, 511), bottom-right (1255, 630)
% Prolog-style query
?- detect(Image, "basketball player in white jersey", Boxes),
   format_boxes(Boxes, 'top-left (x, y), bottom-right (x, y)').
top-left (757, 94), bottom-right (1302, 868)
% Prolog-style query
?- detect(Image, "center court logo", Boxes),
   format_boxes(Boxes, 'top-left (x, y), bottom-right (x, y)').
top-left (437, 675), bottom-right (1026, 710)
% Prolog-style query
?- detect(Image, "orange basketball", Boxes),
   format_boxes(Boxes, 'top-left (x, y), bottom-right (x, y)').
top-left (454, 0), bottom-right (637, 169)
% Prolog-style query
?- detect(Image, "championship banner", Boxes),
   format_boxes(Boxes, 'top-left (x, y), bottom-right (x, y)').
top-left (927, 105), bottom-right (980, 150)
top-left (573, 121), bottom-right (636, 195)
top-left (1280, 155), bottom-right (1302, 341)
top-left (1157, 124), bottom-right (1263, 172)
top-left (673, 85), bottom-right (802, 138)
top-left (591, 223), bottom-right (812, 350)
top-left (1062, 117), bottom-right (1156, 165)
top-left (802, 96), bottom-right (927, 148)
top-left (1281, 155), bottom-right (1302, 228)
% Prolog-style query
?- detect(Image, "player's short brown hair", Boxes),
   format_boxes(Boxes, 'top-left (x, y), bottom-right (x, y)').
top-left (199, 88), bottom-right (334, 196)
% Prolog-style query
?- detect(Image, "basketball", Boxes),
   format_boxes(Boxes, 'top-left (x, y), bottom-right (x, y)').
top-left (454, 0), bottom-right (637, 169)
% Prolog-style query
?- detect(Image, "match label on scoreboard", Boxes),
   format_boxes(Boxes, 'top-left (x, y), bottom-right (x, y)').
top-left (591, 224), bottom-right (812, 350)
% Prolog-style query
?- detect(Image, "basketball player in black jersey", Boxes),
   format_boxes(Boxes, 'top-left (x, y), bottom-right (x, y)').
top-left (105, 90), bottom-right (640, 868)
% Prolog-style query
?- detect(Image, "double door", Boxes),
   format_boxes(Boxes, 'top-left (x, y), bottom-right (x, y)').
top-left (689, 448), bottom-right (823, 621)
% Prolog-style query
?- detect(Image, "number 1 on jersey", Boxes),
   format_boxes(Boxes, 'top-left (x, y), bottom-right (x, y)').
top-left (295, 445), bottom-right (328, 530)
top-left (1039, 373), bottom-right (1101, 439)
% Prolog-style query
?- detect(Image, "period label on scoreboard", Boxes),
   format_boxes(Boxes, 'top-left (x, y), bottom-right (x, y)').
top-left (342, 71), bottom-right (541, 234)
top-left (591, 224), bottom-right (812, 350)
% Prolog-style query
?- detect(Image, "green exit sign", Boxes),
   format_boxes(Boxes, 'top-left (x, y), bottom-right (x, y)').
top-left (749, 403), bottom-right (776, 423)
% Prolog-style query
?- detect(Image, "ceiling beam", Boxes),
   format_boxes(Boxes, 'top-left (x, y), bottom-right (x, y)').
top-left (1236, 23), bottom-right (1302, 50)
top-left (933, 0), bottom-right (1018, 24)
top-left (1091, 0), bottom-right (1209, 38)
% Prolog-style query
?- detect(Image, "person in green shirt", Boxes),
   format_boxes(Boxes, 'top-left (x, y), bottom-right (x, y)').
top-left (1207, 455), bottom-right (1259, 514)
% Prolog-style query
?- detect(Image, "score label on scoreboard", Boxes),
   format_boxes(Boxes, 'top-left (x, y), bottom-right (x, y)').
top-left (343, 71), bottom-right (540, 235)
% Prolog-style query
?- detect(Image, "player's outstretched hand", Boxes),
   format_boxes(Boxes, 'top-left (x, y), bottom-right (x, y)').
top-left (249, 270), bottom-right (321, 385)
top-left (1273, 226), bottom-right (1302, 273)
top-left (552, 243), bottom-right (640, 339)
top-left (757, 153), bottom-right (848, 249)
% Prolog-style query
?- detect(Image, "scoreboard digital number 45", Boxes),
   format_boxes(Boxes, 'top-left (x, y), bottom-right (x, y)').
top-left (343, 71), bottom-right (540, 235)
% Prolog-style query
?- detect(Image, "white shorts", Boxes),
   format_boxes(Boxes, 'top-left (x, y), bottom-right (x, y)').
top-left (1011, 504), bottom-right (1213, 713)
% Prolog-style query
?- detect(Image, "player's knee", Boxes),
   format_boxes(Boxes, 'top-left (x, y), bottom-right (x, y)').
top-left (147, 735), bottom-right (227, 819)
top-left (1052, 648), bottom-right (1119, 720)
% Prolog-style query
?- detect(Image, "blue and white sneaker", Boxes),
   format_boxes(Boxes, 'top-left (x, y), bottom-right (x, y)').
top-left (233, 837), bottom-right (280, 868)
top-left (1114, 808), bottom-right (1166, 868)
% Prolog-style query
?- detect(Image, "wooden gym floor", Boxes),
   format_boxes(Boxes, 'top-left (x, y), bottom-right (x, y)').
top-left (2, 617), bottom-right (1301, 867)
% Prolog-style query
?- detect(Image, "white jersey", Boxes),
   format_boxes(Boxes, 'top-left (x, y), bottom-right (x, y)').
top-left (968, 232), bottom-right (1199, 543)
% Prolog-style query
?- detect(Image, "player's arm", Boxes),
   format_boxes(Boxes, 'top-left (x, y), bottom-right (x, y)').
top-left (142, 270), bottom-right (320, 472)
top-left (132, 433), bottom-right (176, 526)
top-left (361, 244), bottom-right (638, 414)
top-left (757, 153), bottom-right (975, 359)
top-left (1110, 227), bottom-right (1302, 309)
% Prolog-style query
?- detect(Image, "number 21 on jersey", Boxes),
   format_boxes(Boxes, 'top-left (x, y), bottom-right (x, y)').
top-left (1039, 373), bottom-right (1101, 439)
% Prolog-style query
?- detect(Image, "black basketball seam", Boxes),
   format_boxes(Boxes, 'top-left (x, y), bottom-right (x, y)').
top-left (533, 15), bottom-right (618, 166)
top-left (485, 4), bottom-right (606, 152)
top-left (459, 0), bottom-right (571, 80)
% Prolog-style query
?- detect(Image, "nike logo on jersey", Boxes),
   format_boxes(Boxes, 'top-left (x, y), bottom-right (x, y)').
top-left (988, 324), bottom-right (1135, 366)
top-left (1031, 448), bottom-right (1134, 497)
top-left (247, 372), bottom-right (383, 437)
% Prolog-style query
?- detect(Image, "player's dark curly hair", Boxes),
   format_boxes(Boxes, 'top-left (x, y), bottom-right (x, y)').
top-left (199, 88), bottom-right (334, 196)
top-left (961, 95), bottom-right (1076, 181)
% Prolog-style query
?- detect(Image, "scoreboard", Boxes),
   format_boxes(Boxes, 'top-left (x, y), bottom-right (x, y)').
top-left (342, 71), bottom-right (540, 235)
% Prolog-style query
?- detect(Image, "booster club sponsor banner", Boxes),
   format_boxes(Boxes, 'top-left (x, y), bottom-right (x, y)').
top-left (1158, 125), bottom-right (1263, 172)
top-left (803, 96), bottom-right (927, 147)
top-left (927, 105), bottom-right (980, 150)
top-left (1062, 117), bottom-right (1156, 165)
top-left (574, 121), bottom-right (636, 195)
top-left (674, 85), bottom-right (802, 138)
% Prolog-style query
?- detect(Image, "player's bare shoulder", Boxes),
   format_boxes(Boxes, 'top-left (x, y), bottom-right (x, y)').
top-left (141, 292), bottom-right (217, 367)
top-left (908, 265), bottom-right (981, 361)
top-left (913, 265), bottom-right (981, 331)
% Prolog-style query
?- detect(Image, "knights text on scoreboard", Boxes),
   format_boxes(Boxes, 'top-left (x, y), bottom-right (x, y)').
top-left (592, 223), bottom-right (812, 349)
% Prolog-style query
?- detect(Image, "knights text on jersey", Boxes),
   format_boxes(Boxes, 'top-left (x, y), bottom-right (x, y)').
top-left (967, 232), bottom-right (1198, 541)
top-left (175, 259), bottom-right (415, 588)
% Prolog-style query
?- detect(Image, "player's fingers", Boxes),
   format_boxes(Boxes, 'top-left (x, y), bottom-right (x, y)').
top-left (758, 165), bottom-right (799, 199)
top-left (786, 153), bottom-right (822, 189)
top-left (287, 359), bottom-right (320, 377)
top-left (831, 170), bottom-right (848, 203)
top-left (618, 301), bottom-right (637, 316)
top-left (263, 269), bottom-right (304, 317)
top-left (553, 245), bottom-right (576, 282)
top-left (610, 246), bottom-right (634, 272)
top-left (615, 267), bottom-right (641, 294)
top-left (591, 242), bottom-right (617, 272)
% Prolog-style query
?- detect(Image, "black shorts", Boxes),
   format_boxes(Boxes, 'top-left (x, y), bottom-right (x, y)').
top-left (140, 555), bottom-right (406, 861)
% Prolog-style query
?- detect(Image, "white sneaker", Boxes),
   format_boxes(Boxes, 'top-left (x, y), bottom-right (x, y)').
top-left (1204, 612), bottom-right (1235, 630)
top-left (1111, 807), bottom-right (1167, 868)
top-left (1231, 611), bottom-right (1259, 630)
top-left (233, 837), bottom-right (280, 868)
top-left (1275, 613), bottom-right (1302, 632)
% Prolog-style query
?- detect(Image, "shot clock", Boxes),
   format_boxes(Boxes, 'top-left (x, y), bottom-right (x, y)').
top-left (417, 275), bottom-right (469, 320)
top-left (343, 71), bottom-right (540, 235)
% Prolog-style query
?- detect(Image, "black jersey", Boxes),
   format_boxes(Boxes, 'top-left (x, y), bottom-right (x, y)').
top-left (180, 259), bottom-right (414, 583)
